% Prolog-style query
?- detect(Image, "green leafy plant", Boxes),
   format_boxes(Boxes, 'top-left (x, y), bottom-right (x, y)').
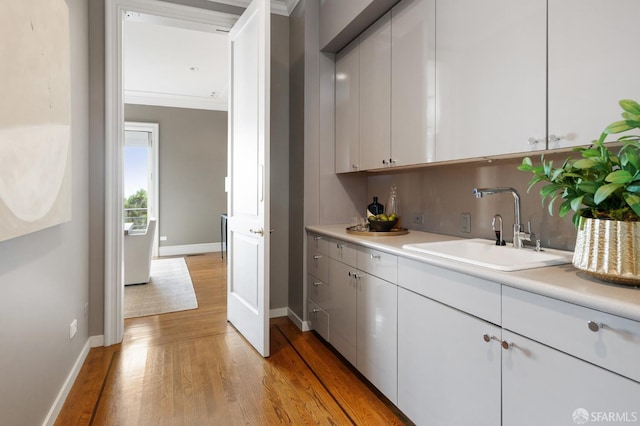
top-left (518, 99), bottom-right (640, 227)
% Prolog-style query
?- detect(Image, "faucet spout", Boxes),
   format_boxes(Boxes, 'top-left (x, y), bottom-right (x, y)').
top-left (472, 187), bottom-right (530, 248)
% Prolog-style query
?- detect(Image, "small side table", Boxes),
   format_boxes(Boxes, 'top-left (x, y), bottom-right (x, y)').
top-left (220, 213), bottom-right (228, 261)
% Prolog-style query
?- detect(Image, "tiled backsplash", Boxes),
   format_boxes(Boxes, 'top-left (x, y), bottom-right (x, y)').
top-left (367, 152), bottom-right (579, 251)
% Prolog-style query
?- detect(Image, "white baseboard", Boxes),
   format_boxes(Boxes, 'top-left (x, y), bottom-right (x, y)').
top-left (269, 307), bottom-right (288, 318)
top-left (287, 308), bottom-right (310, 331)
top-left (42, 338), bottom-right (91, 426)
top-left (90, 334), bottom-right (104, 348)
top-left (159, 242), bottom-right (221, 257)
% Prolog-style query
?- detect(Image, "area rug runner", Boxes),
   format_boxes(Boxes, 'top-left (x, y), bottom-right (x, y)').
top-left (124, 257), bottom-right (198, 318)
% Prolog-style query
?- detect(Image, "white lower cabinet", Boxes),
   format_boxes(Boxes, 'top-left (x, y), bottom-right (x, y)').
top-left (328, 258), bottom-right (357, 365)
top-left (311, 236), bottom-right (398, 404)
top-left (502, 329), bottom-right (640, 426)
top-left (307, 231), bottom-right (640, 426)
top-left (398, 287), bottom-right (501, 426)
top-left (357, 273), bottom-right (397, 403)
top-left (327, 256), bottom-right (398, 403)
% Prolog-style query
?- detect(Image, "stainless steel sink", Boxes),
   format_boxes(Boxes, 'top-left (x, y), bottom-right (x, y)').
top-left (402, 238), bottom-right (573, 271)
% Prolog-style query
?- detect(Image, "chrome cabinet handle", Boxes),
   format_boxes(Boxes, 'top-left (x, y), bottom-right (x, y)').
top-left (501, 340), bottom-right (513, 350)
top-left (370, 253), bottom-right (381, 260)
top-left (548, 134), bottom-right (565, 144)
top-left (483, 334), bottom-right (499, 343)
top-left (528, 137), bottom-right (545, 145)
top-left (313, 235), bottom-right (323, 240)
top-left (348, 271), bottom-right (362, 278)
top-left (352, 164), bottom-right (359, 170)
top-left (588, 321), bottom-right (604, 332)
top-left (312, 281), bottom-right (322, 287)
top-left (337, 243), bottom-right (345, 249)
top-left (390, 158), bottom-right (396, 165)
top-left (313, 255), bottom-right (322, 260)
top-left (249, 228), bottom-right (264, 236)
top-left (382, 159), bottom-right (389, 165)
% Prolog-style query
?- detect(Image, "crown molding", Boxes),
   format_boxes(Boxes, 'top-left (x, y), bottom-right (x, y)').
top-left (124, 90), bottom-right (228, 111)
top-left (207, 0), bottom-right (300, 16)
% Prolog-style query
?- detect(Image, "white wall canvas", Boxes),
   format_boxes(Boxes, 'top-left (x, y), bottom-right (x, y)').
top-left (0, 0), bottom-right (72, 242)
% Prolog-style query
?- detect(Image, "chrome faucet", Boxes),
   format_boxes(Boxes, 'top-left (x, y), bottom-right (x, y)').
top-left (492, 214), bottom-right (506, 246)
top-left (472, 187), bottom-right (533, 248)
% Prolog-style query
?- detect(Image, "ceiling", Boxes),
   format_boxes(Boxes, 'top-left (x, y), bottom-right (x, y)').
top-left (123, 12), bottom-right (231, 111)
top-left (123, 0), bottom-right (300, 112)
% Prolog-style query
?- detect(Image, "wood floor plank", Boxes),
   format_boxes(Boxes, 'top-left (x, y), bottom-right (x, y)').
top-left (273, 317), bottom-right (409, 426)
top-left (56, 254), bottom-right (408, 425)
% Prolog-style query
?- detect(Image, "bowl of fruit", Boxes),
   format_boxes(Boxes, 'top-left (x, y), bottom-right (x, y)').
top-left (368, 213), bottom-right (398, 232)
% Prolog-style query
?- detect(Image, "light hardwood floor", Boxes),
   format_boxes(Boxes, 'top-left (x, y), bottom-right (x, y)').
top-left (56, 254), bottom-right (409, 425)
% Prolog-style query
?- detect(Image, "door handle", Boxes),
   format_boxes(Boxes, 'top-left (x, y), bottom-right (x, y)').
top-left (250, 228), bottom-right (264, 236)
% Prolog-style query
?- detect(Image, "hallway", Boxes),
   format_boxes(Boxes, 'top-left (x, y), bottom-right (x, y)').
top-left (56, 254), bottom-right (407, 425)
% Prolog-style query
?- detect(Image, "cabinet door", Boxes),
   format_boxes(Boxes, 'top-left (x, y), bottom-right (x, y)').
top-left (308, 299), bottom-right (330, 341)
top-left (502, 330), bottom-right (640, 426)
top-left (398, 288), bottom-right (501, 426)
top-left (356, 273), bottom-right (397, 404)
top-left (359, 12), bottom-right (392, 171)
top-left (335, 39), bottom-right (360, 173)
top-left (328, 258), bottom-right (357, 365)
top-left (548, 0), bottom-right (640, 150)
top-left (436, 0), bottom-right (546, 161)
top-left (391, 0), bottom-right (436, 166)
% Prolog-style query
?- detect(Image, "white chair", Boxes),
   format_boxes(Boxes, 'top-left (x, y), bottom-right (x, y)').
top-left (124, 219), bottom-right (156, 285)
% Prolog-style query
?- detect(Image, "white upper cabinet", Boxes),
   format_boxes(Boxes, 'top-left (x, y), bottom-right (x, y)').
top-left (435, 0), bottom-right (547, 161)
top-left (391, 0), bottom-right (436, 166)
top-left (548, 0), bottom-right (640, 149)
top-left (335, 39), bottom-right (360, 173)
top-left (335, 12), bottom-right (392, 173)
top-left (359, 12), bottom-right (392, 171)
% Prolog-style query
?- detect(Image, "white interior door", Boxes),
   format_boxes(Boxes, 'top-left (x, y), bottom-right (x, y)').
top-left (227, 0), bottom-right (270, 357)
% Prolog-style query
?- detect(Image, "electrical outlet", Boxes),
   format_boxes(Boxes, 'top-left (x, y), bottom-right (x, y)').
top-left (69, 319), bottom-right (78, 340)
top-left (413, 213), bottom-right (425, 225)
top-left (461, 213), bottom-right (471, 233)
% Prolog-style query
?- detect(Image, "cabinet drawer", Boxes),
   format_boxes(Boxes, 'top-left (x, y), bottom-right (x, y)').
top-left (307, 274), bottom-right (330, 308)
top-left (308, 299), bottom-right (329, 342)
top-left (397, 257), bottom-right (501, 325)
top-left (308, 232), bottom-right (329, 256)
top-left (357, 247), bottom-right (397, 283)
top-left (328, 238), bottom-right (358, 265)
top-left (502, 286), bottom-right (640, 382)
top-left (308, 247), bottom-right (329, 284)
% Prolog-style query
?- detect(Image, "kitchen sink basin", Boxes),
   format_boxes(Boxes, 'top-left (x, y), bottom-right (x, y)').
top-left (402, 238), bottom-right (573, 271)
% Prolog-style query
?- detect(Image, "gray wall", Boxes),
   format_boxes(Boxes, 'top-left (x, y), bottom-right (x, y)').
top-left (291, 0), bottom-right (368, 321)
top-left (124, 105), bottom-right (227, 247)
top-left (288, 1), bottom-right (307, 319)
top-left (0, 0), bottom-right (90, 424)
top-left (270, 14), bottom-right (291, 311)
top-left (367, 153), bottom-right (579, 251)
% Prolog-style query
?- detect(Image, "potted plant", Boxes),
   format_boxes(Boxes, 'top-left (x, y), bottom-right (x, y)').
top-left (518, 99), bottom-right (640, 285)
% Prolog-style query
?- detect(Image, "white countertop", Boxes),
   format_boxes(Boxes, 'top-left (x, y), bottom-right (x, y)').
top-left (306, 224), bottom-right (640, 322)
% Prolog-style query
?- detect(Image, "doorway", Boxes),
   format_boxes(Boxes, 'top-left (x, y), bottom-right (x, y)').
top-left (105, 0), bottom-right (238, 346)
